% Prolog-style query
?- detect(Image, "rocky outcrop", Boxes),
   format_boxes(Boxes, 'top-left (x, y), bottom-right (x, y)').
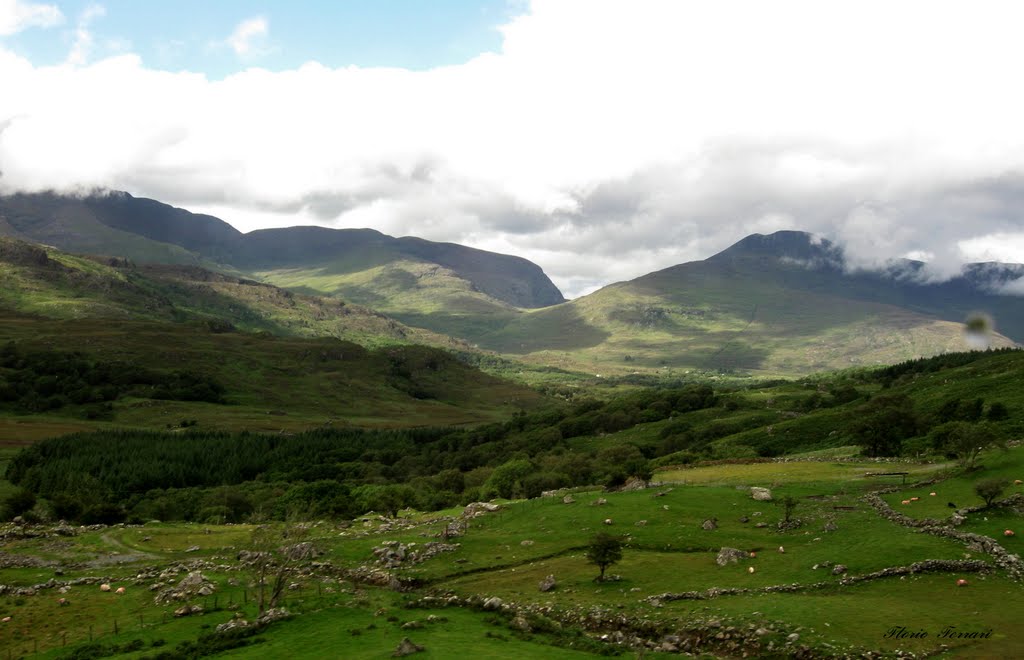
top-left (371, 541), bottom-right (459, 568)
top-left (715, 548), bottom-right (748, 566)
top-left (154, 571), bottom-right (216, 605)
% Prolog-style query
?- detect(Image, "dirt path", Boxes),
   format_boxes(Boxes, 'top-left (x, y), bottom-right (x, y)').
top-left (84, 531), bottom-right (162, 568)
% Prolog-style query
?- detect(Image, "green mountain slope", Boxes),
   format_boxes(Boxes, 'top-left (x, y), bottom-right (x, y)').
top-left (0, 236), bottom-right (463, 350)
top-left (0, 308), bottom-right (543, 436)
top-left (0, 191), bottom-right (565, 316)
top-left (473, 232), bottom-right (1020, 377)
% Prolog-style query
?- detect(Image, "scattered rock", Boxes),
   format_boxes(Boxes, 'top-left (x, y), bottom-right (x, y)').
top-left (510, 615), bottom-right (532, 632)
top-left (173, 604), bottom-right (202, 617)
top-left (538, 575), bottom-right (557, 592)
top-left (216, 620), bottom-right (249, 634)
top-left (702, 518), bottom-right (718, 531)
top-left (591, 498), bottom-right (608, 506)
top-left (620, 476), bottom-right (647, 491)
top-left (562, 495), bottom-right (575, 504)
top-left (520, 539), bottom-right (534, 546)
top-left (392, 637), bottom-right (425, 657)
top-left (751, 487), bottom-right (773, 501)
top-left (832, 564), bottom-right (847, 575)
top-left (483, 597), bottom-right (504, 610)
top-left (603, 519), bottom-right (614, 526)
top-left (634, 520), bottom-right (647, 527)
top-left (256, 607), bottom-right (290, 625)
top-left (823, 520), bottom-right (838, 532)
top-left (462, 502), bottom-right (500, 518)
top-left (154, 571), bottom-right (217, 605)
top-left (184, 545), bottom-right (200, 553)
top-left (716, 547), bottom-right (748, 566)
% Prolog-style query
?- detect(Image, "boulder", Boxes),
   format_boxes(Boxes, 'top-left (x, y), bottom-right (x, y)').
top-left (562, 495), bottom-right (575, 504)
top-left (751, 487), bottom-right (773, 501)
top-left (510, 615), bottom-right (532, 632)
top-left (538, 575), bottom-right (557, 592)
top-left (216, 620), bottom-right (249, 634)
top-left (392, 637), bottom-right (425, 657)
top-left (462, 502), bottom-right (501, 518)
top-left (483, 597), bottom-right (504, 611)
top-left (716, 547), bottom-right (748, 566)
top-left (257, 607), bottom-right (290, 625)
top-left (702, 518), bottom-right (718, 531)
top-left (831, 564), bottom-right (847, 575)
top-left (621, 476), bottom-right (647, 491)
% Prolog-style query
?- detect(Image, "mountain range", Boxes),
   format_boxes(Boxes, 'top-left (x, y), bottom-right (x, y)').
top-left (1, 191), bottom-right (1021, 377)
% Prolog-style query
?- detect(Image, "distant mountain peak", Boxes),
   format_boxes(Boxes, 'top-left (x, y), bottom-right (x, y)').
top-left (708, 230), bottom-right (844, 269)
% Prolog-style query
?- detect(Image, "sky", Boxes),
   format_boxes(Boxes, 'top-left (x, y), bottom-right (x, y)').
top-left (2, 0), bottom-right (1024, 298)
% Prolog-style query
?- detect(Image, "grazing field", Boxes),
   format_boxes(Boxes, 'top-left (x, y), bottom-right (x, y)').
top-left (2, 446), bottom-right (1021, 658)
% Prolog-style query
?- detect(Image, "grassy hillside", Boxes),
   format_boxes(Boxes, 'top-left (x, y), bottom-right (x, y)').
top-left (0, 191), bottom-right (566, 314)
top-left (475, 257), bottom-right (1015, 378)
top-left (0, 237), bottom-right (466, 350)
top-left (0, 311), bottom-right (543, 442)
top-left (255, 258), bottom-right (522, 340)
top-left (1, 347), bottom-right (1022, 657)
top-left (2, 445), bottom-right (1021, 658)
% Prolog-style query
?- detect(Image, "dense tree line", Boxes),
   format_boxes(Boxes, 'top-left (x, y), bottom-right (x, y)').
top-left (0, 342), bottom-right (225, 415)
top-left (877, 347), bottom-right (1021, 384)
top-left (4, 384), bottom-right (718, 524)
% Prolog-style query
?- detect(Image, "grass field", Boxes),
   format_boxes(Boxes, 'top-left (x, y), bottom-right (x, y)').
top-left (3, 446), bottom-right (1021, 658)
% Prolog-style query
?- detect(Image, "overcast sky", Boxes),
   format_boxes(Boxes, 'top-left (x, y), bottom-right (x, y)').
top-left (3, 0), bottom-right (1024, 297)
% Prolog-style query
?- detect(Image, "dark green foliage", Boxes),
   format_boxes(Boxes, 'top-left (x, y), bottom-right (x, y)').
top-left (138, 625), bottom-right (265, 659)
top-left (60, 639), bottom-right (146, 660)
top-left (878, 348), bottom-right (1021, 383)
top-left (585, 532), bottom-right (624, 581)
top-left (4, 382), bottom-right (717, 522)
top-left (0, 341), bottom-right (226, 412)
top-left (987, 402), bottom-right (1010, 421)
top-left (934, 422), bottom-right (1004, 468)
top-left (850, 394), bottom-right (919, 457)
top-left (974, 477), bottom-right (1010, 508)
top-left (1, 487), bottom-right (36, 520)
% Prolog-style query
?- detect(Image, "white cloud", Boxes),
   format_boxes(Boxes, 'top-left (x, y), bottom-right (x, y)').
top-left (65, 3), bottom-right (105, 66)
top-left (0, 0), bottom-right (62, 36)
top-left (226, 16), bottom-right (268, 57)
top-left (2, 0), bottom-right (1024, 297)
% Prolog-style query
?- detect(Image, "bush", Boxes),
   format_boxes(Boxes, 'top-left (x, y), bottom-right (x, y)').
top-left (974, 478), bottom-right (1010, 508)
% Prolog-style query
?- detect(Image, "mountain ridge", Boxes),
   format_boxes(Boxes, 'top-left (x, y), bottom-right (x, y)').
top-left (0, 190), bottom-right (566, 310)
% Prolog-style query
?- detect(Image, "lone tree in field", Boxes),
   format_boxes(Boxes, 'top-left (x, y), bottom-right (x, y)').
top-left (586, 532), bottom-right (623, 582)
top-left (947, 422), bottom-right (1004, 469)
top-left (776, 495), bottom-right (800, 524)
top-left (239, 524), bottom-right (319, 614)
top-left (974, 478), bottom-right (1010, 508)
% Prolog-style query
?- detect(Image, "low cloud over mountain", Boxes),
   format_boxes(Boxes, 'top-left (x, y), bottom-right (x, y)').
top-left (3, 1), bottom-right (1024, 296)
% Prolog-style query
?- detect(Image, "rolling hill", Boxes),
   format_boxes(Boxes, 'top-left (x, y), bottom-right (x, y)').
top-left (0, 191), bottom-right (565, 328)
top-left (4, 190), bottom-right (1023, 378)
top-left (0, 236), bottom-right (462, 350)
top-left (472, 231), bottom-right (1022, 377)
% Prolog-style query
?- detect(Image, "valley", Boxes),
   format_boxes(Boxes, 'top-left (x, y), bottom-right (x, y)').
top-left (0, 192), bottom-right (1022, 658)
